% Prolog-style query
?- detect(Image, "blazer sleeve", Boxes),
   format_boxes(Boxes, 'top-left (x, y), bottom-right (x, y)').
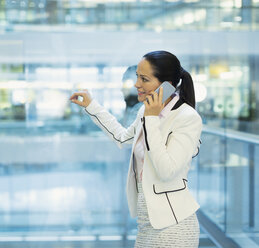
top-left (142, 113), bottom-right (202, 182)
top-left (84, 99), bottom-right (141, 148)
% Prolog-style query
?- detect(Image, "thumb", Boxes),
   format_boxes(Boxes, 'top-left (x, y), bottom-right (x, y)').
top-left (71, 99), bottom-right (86, 107)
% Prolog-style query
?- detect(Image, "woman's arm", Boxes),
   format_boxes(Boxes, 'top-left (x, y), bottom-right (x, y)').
top-left (70, 90), bottom-right (141, 148)
top-left (85, 99), bottom-right (142, 148)
top-left (142, 113), bottom-right (202, 181)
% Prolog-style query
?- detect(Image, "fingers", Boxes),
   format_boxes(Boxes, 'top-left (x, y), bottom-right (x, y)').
top-left (145, 95), bottom-right (152, 105)
top-left (143, 98), bottom-right (149, 108)
top-left (71, 99), bottom-right (85, 107)
top-left (146, 91), bottom-right (159, 104)
top-left (158, 87), bottom-right (163, 103)
top-left (69, 92), bottom-right (85, 100)
top-left (70, 90), bottom-right (92, 107)
top-left (152, 91), bottom-right (159, 103)
top-left (143, 89), bottom-right (165, 116)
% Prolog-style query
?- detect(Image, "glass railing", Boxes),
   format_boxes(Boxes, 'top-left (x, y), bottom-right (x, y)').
top-left (1, 123), bottom-right (258, 247)
top-left (195, 125), bottom-right (259, 247)
top-left (0, 132), bottom-right (137, 237)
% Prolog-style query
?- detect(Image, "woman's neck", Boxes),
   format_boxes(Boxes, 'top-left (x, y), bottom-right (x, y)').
top-left (164, 93), bottom-right (176, 106)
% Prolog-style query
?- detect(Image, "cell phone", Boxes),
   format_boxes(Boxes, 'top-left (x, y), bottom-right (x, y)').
top-left (155, 81), bottom-right (176, 103)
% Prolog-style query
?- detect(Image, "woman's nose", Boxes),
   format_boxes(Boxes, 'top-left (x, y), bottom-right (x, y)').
top-left (134, 78), bottom-right (141, 88)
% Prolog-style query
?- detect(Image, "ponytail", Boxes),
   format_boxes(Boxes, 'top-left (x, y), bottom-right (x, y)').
top-left (179, 67), bottom-right (196, 109)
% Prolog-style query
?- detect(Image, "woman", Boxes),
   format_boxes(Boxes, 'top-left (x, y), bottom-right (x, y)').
top-left (70, 51), bottom-right (202, 247)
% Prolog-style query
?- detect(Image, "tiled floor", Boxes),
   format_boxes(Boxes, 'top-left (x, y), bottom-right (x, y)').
top-left (0, 241), bottom-right (217, 248)
top-left (0, 235), bottom-right (217, 248)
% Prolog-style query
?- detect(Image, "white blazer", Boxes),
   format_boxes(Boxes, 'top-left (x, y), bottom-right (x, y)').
top-left (85, 99), bottom-right (202, 229)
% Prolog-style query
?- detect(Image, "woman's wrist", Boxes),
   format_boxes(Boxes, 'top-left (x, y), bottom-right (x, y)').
top-left (84, 99), bottom-right (92, 107)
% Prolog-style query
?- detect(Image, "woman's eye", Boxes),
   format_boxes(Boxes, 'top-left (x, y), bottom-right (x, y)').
top-left (142, 77), bottom-right (148, 82)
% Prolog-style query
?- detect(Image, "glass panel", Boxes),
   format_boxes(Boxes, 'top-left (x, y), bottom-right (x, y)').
top-left (0, 1), bottom-right (258, 247)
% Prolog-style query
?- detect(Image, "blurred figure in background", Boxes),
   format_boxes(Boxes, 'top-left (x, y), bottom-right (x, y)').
top-left (121, 65), bottom-right (142, 127)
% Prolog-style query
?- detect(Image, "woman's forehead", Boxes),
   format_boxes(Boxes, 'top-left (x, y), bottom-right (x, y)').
top-left (137, 59), bottom-right (154, 76)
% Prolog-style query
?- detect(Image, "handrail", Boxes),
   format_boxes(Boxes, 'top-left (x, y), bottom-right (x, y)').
top-left (202, 125), bottom-right (259, 145)
top-left (197, 210), bottom-right (241, 248)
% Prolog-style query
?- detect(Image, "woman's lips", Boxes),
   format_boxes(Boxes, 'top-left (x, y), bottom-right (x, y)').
top-left (138, 91), bottom-right (145, 96)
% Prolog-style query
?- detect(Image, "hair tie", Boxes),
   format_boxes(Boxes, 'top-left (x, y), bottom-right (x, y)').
top-left (176, 67), bottom-right (185, 89)
top-left (176, 78), bottom-right (182, 89)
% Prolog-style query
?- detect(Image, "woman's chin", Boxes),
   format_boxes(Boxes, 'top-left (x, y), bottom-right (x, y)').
top-left (138, 95), bottom-right (146, 102)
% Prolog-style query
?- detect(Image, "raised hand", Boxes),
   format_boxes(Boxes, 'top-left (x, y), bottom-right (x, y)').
top-left (69, 90), bottom-right (92, 107)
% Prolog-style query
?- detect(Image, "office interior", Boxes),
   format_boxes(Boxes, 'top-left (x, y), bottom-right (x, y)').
top-left (0, 0), bottom-right (258, 247)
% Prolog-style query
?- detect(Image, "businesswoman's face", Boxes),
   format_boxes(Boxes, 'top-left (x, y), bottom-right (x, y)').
top-left (135, 59), bottom-right (160, 102)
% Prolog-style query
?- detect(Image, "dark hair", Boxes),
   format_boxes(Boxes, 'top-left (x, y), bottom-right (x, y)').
top-left (143, 50), bottom-right (196, 109)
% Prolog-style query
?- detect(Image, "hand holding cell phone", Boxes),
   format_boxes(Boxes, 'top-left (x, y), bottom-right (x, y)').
top-left (144, 81), bottom-right (176, 116)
